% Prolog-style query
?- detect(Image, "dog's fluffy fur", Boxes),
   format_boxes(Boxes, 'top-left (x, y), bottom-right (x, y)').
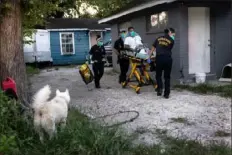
top-left (32, 85), bottom-right (70, 141)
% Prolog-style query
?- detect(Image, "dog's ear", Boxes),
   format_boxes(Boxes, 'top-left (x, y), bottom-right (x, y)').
top-left (56, 89), bottom-right (60, 95)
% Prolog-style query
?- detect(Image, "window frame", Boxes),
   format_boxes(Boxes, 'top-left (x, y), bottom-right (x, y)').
top-left (59, 32), bottom-right (75, 55)
top-left (146, 11), bottom-right (168, 33)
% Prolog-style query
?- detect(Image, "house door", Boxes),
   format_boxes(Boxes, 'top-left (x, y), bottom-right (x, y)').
top-left (188, 7), bottom-right (211, 74)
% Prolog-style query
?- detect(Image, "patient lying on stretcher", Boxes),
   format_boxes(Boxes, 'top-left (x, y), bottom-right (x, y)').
top-left (123, 27), bottom-right (142, 48)
top-left (124, 31), bottom-right (150, 60)
top-left (124, 33), bottom-right (143, 50)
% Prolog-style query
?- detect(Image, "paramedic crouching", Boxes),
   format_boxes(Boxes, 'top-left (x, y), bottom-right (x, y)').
top-left (150, 28), bottom-right (175, 99)
top-left (89, 36), bottom-right (106, 88)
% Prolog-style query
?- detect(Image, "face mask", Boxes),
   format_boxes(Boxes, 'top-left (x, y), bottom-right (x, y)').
top-left (120, 33), bottom-right (125, 39)
top-left (170, 35), bottom-right (175, 40)
top-left (97, 41), bottom-right (103, 46)
top-left (130, 31), bottom-right (135, 37)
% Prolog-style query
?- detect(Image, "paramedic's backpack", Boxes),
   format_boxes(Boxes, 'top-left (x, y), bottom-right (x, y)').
top-left (79, 64), bottom-right (94, 85)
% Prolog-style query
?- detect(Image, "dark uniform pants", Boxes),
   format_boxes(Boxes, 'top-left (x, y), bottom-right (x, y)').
top-left (155, 55), bottom-right (173, 95)
top-left (92, 62), bottom-right (104, 87)
top-left (119, 58), bottom-right (129, 83)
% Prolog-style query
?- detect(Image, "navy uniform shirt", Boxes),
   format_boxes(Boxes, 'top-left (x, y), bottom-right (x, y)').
top-left (153, 35), bottom-right (174, 57)
top-left (89, 45), bottom-right (106, 62)
top-left (114, 38), bottom-right (124, 53)
top-left (114, 37), bottom-right (127, 60)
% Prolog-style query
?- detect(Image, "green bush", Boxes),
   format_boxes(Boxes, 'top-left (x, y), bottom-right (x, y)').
top-left (174, 84), bottom-right (232, 97)
top-left (0, 91), bottom-right (19, 154)
top-left (0, 91), bottom-right (36, 154)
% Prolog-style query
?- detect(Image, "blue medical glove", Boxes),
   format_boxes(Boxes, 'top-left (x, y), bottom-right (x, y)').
top-left (147, 58), bottom-right (151, 64)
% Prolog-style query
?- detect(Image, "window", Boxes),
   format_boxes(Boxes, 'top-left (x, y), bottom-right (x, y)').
top-left (147, 11), bottom-right (168, 32)
top-left (60, 33), bottom-right (75, 55)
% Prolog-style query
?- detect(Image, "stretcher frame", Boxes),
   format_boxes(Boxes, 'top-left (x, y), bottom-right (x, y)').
top-left (121, 55), bottom-right (157, 94)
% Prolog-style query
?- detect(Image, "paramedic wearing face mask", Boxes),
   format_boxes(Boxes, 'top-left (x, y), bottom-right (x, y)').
top-left (114, 29), bottom-right (129, 84)
top-left (150, 28), bottom-right (175, 99)
top-left (124, 27), bottom-right (143, 50)
top-left (89, 36), bottom-right (106, 88)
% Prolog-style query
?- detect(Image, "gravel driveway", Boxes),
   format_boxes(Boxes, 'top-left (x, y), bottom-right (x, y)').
top-left (29, 66), bottom-right (231, 146)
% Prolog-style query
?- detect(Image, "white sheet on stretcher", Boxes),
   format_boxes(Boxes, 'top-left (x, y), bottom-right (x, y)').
top-left (124, 35), bottom-right (143, 50)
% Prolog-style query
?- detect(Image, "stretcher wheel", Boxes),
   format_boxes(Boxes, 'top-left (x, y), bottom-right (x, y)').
top-left (154, 84), bottom-right (158, 92)
top-left (122, 82), bottom-right (127, 88)
top-left (135, 87), bottom-right (140, 94)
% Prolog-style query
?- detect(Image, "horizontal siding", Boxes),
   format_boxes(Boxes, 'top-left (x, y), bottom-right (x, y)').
top-left (111, 3), bottom-right (183, 82)
top-left (214, 6), bottom-right (232, 77)
top-left (178, 5), bottom-right (190, 81)
top-left (130, 4), bottom-right (181, 83)
top-left (111, 24), bottom-right (120, 72)
top-left (50, 31), bottom-right (89, 65)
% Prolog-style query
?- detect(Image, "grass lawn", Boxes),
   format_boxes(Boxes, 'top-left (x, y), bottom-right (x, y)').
top-left (174, 83), bottom-right (232, 98)
top-left (0, 91), bottom-right (231, 155)
top-left (26, 64), bottom-right (79, 75)
top-left (26, 65), bottom-right (40, 75)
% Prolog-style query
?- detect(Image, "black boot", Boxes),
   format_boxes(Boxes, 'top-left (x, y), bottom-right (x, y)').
top-left (96, 85), bottom-right (101, 89)
top-left (164, 90), bottom-right (170, 99)
top-left (157, 90), bottom-right (162, 96)
top-left (97, 82), bottom-right (101, 88)
top-left (95, 84), bottom-right (101, 89)
top-left (95, 79), bottom-right (101, 88)
top-left (164, 94), bottom-right (169, 99)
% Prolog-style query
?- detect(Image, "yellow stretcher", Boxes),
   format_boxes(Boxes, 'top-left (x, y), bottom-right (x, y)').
top-left (121, 56), bottom-right (157, 94)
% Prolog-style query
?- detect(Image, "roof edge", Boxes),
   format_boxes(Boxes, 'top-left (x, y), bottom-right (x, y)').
top-left (98, 0), bottom-right (177, 24)
top-left (47, 28), bottom-right (88, 31)
top-left (47, 28), bottom-right (111, 31)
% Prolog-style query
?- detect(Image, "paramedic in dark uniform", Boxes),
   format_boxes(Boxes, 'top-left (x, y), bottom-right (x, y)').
top-left (150, 28), bottom-right (175, 99)
top-left (89, 36), bottom-right (106, 88)
top-left (114, 29), bottom-right (129, 84)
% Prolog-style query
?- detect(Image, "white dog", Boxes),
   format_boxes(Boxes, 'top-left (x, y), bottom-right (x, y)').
top-left (32, 85), bottom-right (71, 142)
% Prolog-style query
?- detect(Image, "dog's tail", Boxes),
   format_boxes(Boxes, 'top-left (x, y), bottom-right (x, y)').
top-left (32, 85), bottom-right (51, 110)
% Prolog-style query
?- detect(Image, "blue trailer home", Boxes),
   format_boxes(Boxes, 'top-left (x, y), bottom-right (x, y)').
top-left (46, 18), bottom-right (111, 65)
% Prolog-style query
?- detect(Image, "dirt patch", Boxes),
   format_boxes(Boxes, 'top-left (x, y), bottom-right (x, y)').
top-left (30, 66), bottom-right (231, 146)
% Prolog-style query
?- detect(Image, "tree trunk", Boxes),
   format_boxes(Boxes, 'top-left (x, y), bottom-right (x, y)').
top-left (0, 0), bottom-right (29, 105)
